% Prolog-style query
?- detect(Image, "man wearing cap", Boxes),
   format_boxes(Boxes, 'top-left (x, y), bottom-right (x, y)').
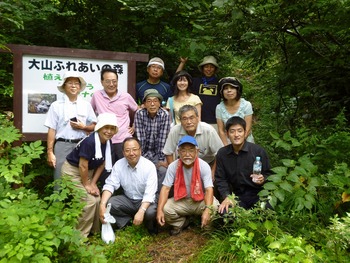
top-left (163, 104), bottom-right (223, 178)
top-left (91, 68), bottom-right (138, 164)
top-left (177, 56), bottom-right (221, 130)
top-left (136, 57), bottom-right (172, 106)
top-left (157, 135), bottom-right (219, 235)
top-left (134, 89), bottom-right (171, 193)
top-left (99, 137), bottom-right (158, 235)
top-left (45, 72), bottom-right (97, 190)
top-left (61, 112), bottom-right (118, 237)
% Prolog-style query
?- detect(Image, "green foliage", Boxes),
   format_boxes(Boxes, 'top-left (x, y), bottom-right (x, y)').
top-left (0, 114), bottom-right (44, 185)
top-left (97, 226), bottom-right (152, 262)
top-left (199, 203), bottom-right (322, 262)
top-left (260, 153), bottom-right (321, 211)
top-left (260, 111), bottom-right (350, 213)
top-left (199, 199), bottom-right (350, 262)
top-left (0, 115), bottom-right (107, 262)
top-left (0, 171), bottom-right (107, 262)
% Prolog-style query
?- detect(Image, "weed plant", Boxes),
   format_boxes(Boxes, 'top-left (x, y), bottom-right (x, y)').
top-left (197, 111), bottom-right (350, 262)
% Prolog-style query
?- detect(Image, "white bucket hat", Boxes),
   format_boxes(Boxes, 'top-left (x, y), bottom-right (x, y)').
top-left (94, 113), bottom-right (118, 131)
top-left (57, 72), bottom-right (87, 93)
top-left (147, 57), bottom-right (165, 70)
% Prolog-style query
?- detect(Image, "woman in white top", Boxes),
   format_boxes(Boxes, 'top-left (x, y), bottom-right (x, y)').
top-left (166, 70), bottom-right (202, 125)
top-left (216, 77), bottom-right (254, 145)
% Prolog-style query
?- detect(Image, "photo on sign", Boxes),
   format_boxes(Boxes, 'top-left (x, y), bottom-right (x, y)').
top-left (28, 93), bottom-right (57, 114)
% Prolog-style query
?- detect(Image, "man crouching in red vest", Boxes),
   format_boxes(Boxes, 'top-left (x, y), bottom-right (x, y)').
top-left (156, 135), bottom-right (219, 235)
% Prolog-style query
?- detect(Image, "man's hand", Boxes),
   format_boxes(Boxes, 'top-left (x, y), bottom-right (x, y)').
top-left (84, 184), bottom-right (97, 196)
top-left (128, 126), bottom-right (135, 135)
top-left (157, 210), bottom-right (166, 226)
top-left (179, 57), bottom-right (188, 64)
top-left (201, 208), bottom-right (211, 228)
top-left (218, 197), bottom-right (233, 214)
top-left (90, 183), bottom-right (100, 196)
top-left (250, 173), bottom-right (265, 185)
top-left (47, 152), bottom-right (56, 168)
top-left (133, 210), bottom-right (145, 225)
top-left (157, 161), bottom-right (168, 169)
top-left (70, 120), bottom-right (85, 130)
top-left (99, 204), bottom-right (107, 224)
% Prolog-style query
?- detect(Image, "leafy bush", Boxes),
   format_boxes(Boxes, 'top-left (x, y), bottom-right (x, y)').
top-left (199, 203), bottom-right (322, 262)
top-left (198, 111), bottom-right (350, 262)
top-left (260, 112), bottom-right (350, 217)
top-left (199, 199), bottom-right (350, 262)
top-left (0, 114), bottom-right (107, 262)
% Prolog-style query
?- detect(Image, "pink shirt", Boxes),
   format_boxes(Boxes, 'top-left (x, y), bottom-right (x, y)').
top-left (91, 89), bottom-right (138, 143)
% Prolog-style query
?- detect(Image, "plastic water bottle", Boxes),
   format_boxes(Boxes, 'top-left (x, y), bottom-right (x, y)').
top-left (252, 156), bottom-right (262, 183)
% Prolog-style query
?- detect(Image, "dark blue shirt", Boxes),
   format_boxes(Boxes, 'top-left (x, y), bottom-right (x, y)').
top-left (66, 132), bottom-right (108, 170)
top-left (136, 79), bottom-right (172, 105)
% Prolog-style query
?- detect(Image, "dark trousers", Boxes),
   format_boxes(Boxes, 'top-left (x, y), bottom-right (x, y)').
top-left (108, 195), bottom-right (157, 232)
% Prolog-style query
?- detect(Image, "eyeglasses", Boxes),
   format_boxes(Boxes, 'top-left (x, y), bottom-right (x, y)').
top-left (103, 79), bottom-right (117, 85)
top-left (179, 148), bottom-right (197, 155)
top-left (65, 82), bottom-right (80, 86)
top-left (124, 148), bottom-right (140, 154)
top-left (145, 99), bottom-right (160, 104)
top-left (181, 116), bottom-right (197, 122)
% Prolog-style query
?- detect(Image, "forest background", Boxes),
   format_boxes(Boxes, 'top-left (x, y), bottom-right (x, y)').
top-left (0, 0), bottom-right (350, 262)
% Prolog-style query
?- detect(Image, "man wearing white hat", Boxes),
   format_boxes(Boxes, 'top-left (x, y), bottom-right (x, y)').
top-left (45, 72), bottom-right (97, 190)
top-left (136, 57), bottom-right (172, 106)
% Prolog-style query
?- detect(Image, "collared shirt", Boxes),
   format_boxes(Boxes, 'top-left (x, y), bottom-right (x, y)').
top-left (91, 89), bottom-right (138, 144)
top-left (215, 141), bottom-right (272, 199)
top-left (136, 79), bottom-right (172, 104)
top-left (134, 107), bottom-right (170, 162)
top-left (44, 95), bottom-right (97, 140)
top-left (103, 156), bottom-right (157, 203)
top-left (162, 122), bottom-right (224, 164)
top-left (163, 158), bottom-right (213, 198)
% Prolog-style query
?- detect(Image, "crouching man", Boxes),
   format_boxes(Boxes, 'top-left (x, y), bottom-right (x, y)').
top-left (157, 135), bottom-right (219, 235)
top-left (99, 137), bottom-right (158, 234)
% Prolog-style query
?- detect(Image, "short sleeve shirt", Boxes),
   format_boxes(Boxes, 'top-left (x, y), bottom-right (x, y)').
top-left (163, 158), bottom-right (213, 197)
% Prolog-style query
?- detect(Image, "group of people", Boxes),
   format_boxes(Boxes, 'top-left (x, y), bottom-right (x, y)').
top-left (45, 55), bottom-right (272, 238)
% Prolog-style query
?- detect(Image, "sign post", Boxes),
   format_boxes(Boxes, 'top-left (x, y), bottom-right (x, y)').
top-left (1, 44), bottom-right (148, 141)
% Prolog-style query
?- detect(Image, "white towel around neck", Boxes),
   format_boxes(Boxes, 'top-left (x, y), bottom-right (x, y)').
top-left (64, 95), bottom-right (88, 122)
top-left (94, 132), bottom-right (112, 171)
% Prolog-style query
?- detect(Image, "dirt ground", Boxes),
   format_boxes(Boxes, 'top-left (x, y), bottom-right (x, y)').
top-left (146, 226), bottom-right (209, 263)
